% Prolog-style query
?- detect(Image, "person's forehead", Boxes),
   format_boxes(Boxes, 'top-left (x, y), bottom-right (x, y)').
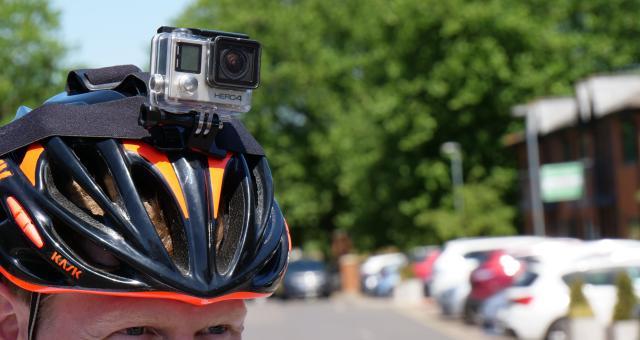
top-left (44, 293), bottom-right (246, 331)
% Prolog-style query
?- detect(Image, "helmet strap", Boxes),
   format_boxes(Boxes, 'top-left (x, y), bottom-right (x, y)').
top-left (27, 292), bottom-right (41, 340)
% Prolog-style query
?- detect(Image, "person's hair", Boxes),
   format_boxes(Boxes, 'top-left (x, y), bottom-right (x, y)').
top-left (65, 175), bottom-right (175, 255)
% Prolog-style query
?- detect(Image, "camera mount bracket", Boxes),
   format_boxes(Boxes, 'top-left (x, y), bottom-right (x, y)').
top-left (139, 106), bottom-right (228, 158)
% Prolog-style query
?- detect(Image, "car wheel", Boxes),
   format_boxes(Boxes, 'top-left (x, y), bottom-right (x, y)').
top-left (463, 300), bottom-right (475, 325)
top-left (423, 282), bottom-right (432, 297)
top-left (546, 318), bottom-right (569, 340)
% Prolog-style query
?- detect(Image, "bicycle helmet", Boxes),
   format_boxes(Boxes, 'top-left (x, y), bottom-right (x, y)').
top-left (0, 68), bottom-right (290, 309)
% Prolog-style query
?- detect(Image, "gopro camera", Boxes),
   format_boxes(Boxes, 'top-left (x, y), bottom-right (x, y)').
top-left (149, 26), bottom-right (261, 114)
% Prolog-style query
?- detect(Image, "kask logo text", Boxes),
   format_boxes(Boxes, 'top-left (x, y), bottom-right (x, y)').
top-left (51, 251), bottom-right (83, 279)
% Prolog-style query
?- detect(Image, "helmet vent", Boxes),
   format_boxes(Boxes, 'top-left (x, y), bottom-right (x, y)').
top-left (67, 180), bottom-right (104, 216)
top-left (46, 154), bottom-right (105, 221)
top-left (46, 142), bottom-right (125, 219)
top-left (130, 164), bottom-right (189, 272)
top-left (49, 213), bottom-right (123, 272)
top-left (247, 156), bottom-right (274, 247)
top-left (249, 158), bottom-right (265, 228)
top-left (71, 144), bottom-right (124, 209)
top-left (215, 157), bottom-right (246, 276)
top-left (253, 242), bottom-right (285, 288)
top-left (43, 162), bottom-right (124, 272)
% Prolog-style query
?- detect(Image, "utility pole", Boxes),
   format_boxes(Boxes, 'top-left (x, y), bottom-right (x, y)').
top-left (576, 82), bottom-right (596, 239)
top-left (441, 141), bottom-right (464, 215)
top-left (525, 108), bottom-right (546, 236)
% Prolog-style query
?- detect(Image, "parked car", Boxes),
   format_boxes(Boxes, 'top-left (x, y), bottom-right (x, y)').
top-left (361, 252), bottom-right (407, 296)
top-left (464, 250), bottom-right (527, 324)
top-left (431, 236), bottom-right (547, 316)
top-left (476, 238), bottom-right (581, 332)
top-left (497, 240), bottom-right (640, 340)
top-left (373, 264), bottom-right (405, 297)
top-left (410, 246), bottom-right (441, 296)
top-left (278, 259), bottom-right (331, 299)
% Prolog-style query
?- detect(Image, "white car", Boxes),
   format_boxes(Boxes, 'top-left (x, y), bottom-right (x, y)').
top-left (497, 240), bottom-right (640, 340)
top-left (431, 236), bottom-right (547, 316)
top-left (360, 252), bottom-right (407, 296)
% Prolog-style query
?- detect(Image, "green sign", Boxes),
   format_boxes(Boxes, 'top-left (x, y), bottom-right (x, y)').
top-left (540, 161), bottom-right (584, 202)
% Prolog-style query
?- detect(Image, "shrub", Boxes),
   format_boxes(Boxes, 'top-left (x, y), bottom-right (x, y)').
top-left (612, 272), bottom-right (637, 322)
top-left (568, 278), bottom-right (594, 318)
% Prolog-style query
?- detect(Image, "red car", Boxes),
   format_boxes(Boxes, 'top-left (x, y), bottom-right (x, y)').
top-left (463, 250), bottom-right (526, 324)
top-left (411, 247), bottom-right (440, 296)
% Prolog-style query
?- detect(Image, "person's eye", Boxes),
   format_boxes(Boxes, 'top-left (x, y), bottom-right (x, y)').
top-left (207, 325), bottom-right (228, 335)
top-left (124, 327), bottom-right (146, 335)
top-left (115, 326), bottom-right (158, 336)
top-left (126, 327), bottom-right (145, 336)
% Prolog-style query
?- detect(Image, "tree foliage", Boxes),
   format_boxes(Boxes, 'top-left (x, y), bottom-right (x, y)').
top-left (0, 0), bottom-right (65, 122)
top-left (176, 0), bottom-right (640, 250)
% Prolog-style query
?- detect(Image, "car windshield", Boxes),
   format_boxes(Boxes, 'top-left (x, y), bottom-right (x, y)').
top-left (512, 271), bottom-right (538, 287)
top-left (464, 250), bottom-right (491, 263)
top-left (627, 267), bottom-right (640, 280)
top-left (410, 252), bottom-right (427, 263)
top-left (563, 266), bottom-right (640, 286)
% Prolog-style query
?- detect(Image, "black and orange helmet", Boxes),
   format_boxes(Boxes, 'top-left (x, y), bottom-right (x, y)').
top-left (0, 67), bottom-right (290, 307)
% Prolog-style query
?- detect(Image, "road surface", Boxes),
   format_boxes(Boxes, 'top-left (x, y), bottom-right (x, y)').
top-left (244, 296), bottom-right (453, 340)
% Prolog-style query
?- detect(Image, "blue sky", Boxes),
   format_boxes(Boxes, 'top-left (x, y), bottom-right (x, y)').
top-left (51, 0), bottom-right (194, 69)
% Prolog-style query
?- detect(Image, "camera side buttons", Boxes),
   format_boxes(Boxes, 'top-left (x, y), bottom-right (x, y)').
top-left (178, 75), bottom-right (198, 95)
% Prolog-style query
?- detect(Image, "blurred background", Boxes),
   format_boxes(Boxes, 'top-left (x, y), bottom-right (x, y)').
top-left (6, 0), bottom-right (640, 339)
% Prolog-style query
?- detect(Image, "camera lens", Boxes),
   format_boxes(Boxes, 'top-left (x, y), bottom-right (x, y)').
top-left (220, 49), bottom-right (248, 79)
top-left (207, 36), bottom-right (260, 89)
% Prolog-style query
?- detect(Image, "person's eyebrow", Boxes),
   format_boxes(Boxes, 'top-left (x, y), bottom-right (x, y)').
top-left (82, 309), bottom-right (162, 338)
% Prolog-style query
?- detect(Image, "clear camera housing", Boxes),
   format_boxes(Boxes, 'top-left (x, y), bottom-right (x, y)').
top-left (149, 27), bottom-right (261, 114)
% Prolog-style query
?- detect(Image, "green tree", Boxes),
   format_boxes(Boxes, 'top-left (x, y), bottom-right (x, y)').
top-left (176, 0), bottom-right (640, 250)
top-left (0, 0), bottom-right (66, 122)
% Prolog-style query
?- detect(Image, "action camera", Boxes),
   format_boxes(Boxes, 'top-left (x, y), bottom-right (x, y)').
top-left (149, 26), bottom-right (261, 114)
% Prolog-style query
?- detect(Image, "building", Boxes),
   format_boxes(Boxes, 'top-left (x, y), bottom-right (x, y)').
top-left (512, 74), bottom-right (640, 239)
